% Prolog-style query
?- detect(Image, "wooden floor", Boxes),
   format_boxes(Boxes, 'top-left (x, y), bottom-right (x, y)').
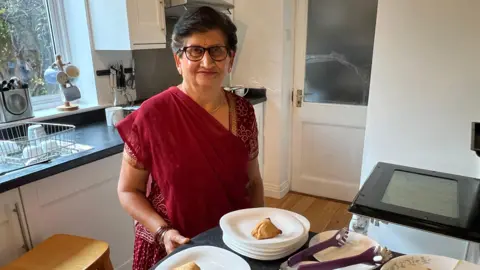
top-left (265, 192), bottom-right (352, 233)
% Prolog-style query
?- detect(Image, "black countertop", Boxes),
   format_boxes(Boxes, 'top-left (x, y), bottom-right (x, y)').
top-left (0, 122), bottom-right (124, 192)
top-left (0, 93), bottom-right (267, 194)
top-left (153, 226), bottom-right (402, 270)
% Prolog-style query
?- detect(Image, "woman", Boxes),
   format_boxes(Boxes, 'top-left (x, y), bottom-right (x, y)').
top-left (116, 6), bottom-right (264, 270)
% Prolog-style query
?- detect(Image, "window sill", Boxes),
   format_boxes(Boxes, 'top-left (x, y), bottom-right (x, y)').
top-left (33, 104), bottom-right (108, 121)
top-left (0, 104), bottom-right (108, 128)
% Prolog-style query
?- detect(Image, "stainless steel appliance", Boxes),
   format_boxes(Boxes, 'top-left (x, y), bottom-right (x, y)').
top-left (0, 88), bottom-right (34, 123)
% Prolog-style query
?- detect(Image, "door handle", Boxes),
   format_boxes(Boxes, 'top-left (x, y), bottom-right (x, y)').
top-left (159, 0), bottom-right (166, 31)
top-left (13, 203), bottom-right (30, 252)
top-left (295, 89), bottom-right (303, 107)
top-left (293, 89), bottom-right (314, 107)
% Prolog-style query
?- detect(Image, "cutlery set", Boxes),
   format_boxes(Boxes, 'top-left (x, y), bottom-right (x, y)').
top-left (280, 227), bottom-right (392, 270)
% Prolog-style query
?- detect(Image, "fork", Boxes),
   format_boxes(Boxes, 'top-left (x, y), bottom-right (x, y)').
top-left (286, 227), bottom-right (349, 267)
top-left (297, 246), bottom-right (393, 270)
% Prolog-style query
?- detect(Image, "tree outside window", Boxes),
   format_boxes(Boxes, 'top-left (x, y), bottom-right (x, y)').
top-left (0, 0), bottom-right (58, 97)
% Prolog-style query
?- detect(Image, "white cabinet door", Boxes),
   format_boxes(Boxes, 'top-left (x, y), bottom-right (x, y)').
top-left (0, 189), bottom-right (29, 266)
top-left (253, 103), bottom-right (264, 177)
top-left (20, 154), bottom-right (135, 270)
top-left (88, 0), bottom-right (166, 50)
top-left (127, 0), bottom-right (167, 49)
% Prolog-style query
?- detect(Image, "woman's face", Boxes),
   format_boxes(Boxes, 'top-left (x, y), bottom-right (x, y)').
top-left (174, 29), bottom-right (234, 90)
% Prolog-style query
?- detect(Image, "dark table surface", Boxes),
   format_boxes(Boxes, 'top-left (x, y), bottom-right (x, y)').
top-left (153, 226), bottom-right (402, 270)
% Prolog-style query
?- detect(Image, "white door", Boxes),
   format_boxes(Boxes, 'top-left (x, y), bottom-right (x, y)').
top-left (127, 0), bottom-right (167, 48)
top-left (0, 189), bottom-right (29, 266)
top-left (291, 0), bottom-right (378, 202)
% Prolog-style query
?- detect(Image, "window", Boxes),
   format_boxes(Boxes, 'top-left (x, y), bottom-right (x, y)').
top-left (0, 0), bottom-right (69, 110)
top-left (303, 0), bottom-right (377, 106)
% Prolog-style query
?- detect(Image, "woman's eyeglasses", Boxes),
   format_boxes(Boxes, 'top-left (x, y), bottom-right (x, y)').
top-left (179, 46), bottom-right (229, 62)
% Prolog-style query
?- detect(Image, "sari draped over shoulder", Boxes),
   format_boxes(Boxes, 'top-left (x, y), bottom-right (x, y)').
top-left (116, 86), bottom-right (258, 269)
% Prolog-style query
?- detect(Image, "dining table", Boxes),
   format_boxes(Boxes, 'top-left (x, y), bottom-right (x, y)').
top-left (152, 226), bottom-right (403, 270)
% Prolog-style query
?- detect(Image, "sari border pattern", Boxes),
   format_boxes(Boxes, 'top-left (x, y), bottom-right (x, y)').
top-left (124, 144), bottom-right (147, 170)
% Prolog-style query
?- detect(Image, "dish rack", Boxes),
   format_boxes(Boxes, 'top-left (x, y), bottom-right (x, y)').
top-left (0, 122), bottom-right (76, 166)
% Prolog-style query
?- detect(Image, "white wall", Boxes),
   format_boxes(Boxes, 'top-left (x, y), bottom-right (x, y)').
top-left (63, 0), bottom-right (135, 107)
top-left (232, 0), bottom-right (294, 198)
top-left (362, 0), bottom-right (480, 259)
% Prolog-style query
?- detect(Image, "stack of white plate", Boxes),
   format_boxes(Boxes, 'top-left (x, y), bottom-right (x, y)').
top-left (220, 207), bottom-right (310, 261)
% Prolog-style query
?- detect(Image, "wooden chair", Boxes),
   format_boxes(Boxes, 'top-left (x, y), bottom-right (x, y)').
top-left (2, 234), bottom-right (113, 270)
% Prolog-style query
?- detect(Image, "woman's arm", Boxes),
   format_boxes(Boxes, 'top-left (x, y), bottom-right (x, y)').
top-left (118, 158), bottom-right (190, 253)
top-left (247, 157), bottom-right (265, 207)
top-left (117, 159), bottom-right (168, 233)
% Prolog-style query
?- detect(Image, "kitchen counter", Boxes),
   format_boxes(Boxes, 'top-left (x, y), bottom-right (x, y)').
top-left (0, 94), bottom-right (267, 194)
top-left (153, 226), bottom-right (402, 270)
top-left (0, 122), bottom-right (124, 193)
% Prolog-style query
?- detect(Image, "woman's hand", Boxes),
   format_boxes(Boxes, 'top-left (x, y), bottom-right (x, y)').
top-left (163, 229), bottom-right (190, 254)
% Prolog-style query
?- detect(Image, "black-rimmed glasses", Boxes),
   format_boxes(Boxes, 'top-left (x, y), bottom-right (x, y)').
top-left (179, 46), bottom-right (229, 62)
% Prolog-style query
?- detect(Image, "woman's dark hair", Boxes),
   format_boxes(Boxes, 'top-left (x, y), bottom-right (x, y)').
top-left (171, 6), bottom-right (237, 56)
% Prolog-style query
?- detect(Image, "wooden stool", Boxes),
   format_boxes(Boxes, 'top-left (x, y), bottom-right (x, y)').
top-left (2, 234), bottom-right (113, 270)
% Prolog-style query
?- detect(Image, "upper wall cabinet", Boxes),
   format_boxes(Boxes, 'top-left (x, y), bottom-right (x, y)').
top-left (88, 0), bottom-right (167, 50)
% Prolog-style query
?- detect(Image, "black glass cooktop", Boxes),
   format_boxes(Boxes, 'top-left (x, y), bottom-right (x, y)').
top-left (349, 162), bottom-right (480, 242)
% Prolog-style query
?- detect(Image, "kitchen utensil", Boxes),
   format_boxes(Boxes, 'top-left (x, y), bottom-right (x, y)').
top-left (62, 83), bottom-right (81, 102)
top-left (297, 246), bottom-right (392, 270)
top-left (235, 88), bottom-right (249, 97)
top-left (381, 254), bottom-right (459, 270)
top-left (28, 124), bottom-right (48, 143)
top-left (309, 229), bottom-right (379, 265)
top-left (56, 71), bottom-right (69, 85)
top-left (44, 67), bottom-right (60, 84)
top-left (105, 107), bottom-right (125, 127)
top-left (22, 145), bottom-right (45, 159)
top-left (0, 122), bottom-right (75, 166)
top-left (40, 140), bottom-right (59, 153)
top-left (0, 140), bottom-right (20, 155)
top-left (65, 64), bottom-right (80, 78)
top-left (286, 227), bottom-right (349, 267)
top-left (156, 245), bottom-right (250, 270)
top-left (224, 86), bottom-right (249, 97)
top-left (119, 63), bottom-right (126, 89)
top-left (126, 59), bottom-right (135, 90)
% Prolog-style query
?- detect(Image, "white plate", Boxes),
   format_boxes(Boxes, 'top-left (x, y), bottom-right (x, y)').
top-left (223, 233), bottom-right (308, 261)
top-left (309, 230), bottom-right (379, 270)
top-left (381, 254), bottom-right (459, 270)
top-left (222, 210), bottom-right (311, 260)
top-left (226, 211), bottom-right (307, 253)
top-left (220, 207), bottom-right (305, 248)
top-left (225, 234), bottom-right (302, 254)
top-left (156, 245), bottom-right (250, 270)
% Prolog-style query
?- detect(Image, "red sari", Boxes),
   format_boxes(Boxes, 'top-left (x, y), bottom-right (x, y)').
top-left (116, 86), bottom-right (259, 270)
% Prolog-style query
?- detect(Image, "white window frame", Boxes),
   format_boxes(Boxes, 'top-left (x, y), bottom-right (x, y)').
top-left (30, 0), bottom-right (72, 111)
